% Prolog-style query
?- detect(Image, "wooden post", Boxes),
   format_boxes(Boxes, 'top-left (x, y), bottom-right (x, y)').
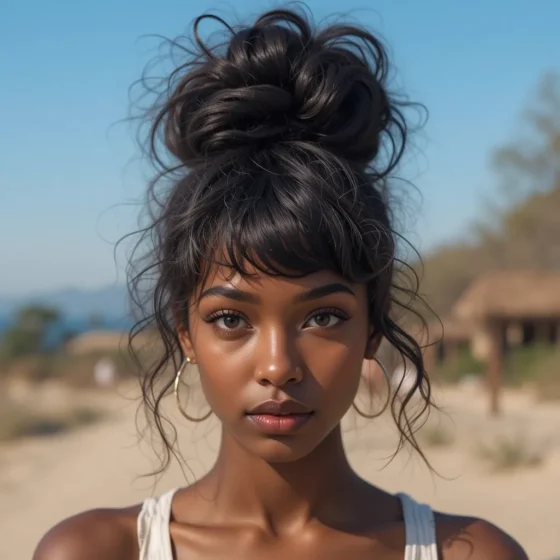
top-left (487, 319), bottom-right (503, 416)
top-left (534, 320), bottom-right (547, 344)
top-left (448, 341), bottom-right (460, 366)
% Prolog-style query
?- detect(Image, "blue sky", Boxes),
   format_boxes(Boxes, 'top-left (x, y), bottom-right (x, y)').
top-left (1, 0), bottom-right (559, 295)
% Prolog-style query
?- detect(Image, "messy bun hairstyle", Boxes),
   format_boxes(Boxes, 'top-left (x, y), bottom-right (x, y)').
top-left (127, 8), bottom-right (432, 473)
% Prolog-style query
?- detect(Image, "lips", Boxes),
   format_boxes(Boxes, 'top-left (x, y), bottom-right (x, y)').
top-left (247, 399), bottom-right (312, 416)
top-left (246, 400), bottom-right (314, 435)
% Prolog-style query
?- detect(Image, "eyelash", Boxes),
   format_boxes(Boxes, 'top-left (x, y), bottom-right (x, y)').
top-left (304, 307), bottom-right (349, 327)
top-left (204, 308), bottom-right (350, 331)
top-left (205, 309), bottom-right (249, 324)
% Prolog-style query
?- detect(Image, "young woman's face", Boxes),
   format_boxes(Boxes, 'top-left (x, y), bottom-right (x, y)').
top-left (181, 266), bottom-right (373, 462)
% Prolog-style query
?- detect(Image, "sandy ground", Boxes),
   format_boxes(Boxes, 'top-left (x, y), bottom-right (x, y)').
top-left (1, 381), bottom-right (559, 560)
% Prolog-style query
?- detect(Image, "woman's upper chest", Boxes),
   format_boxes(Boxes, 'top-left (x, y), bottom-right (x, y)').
top-left (169, 520), bottom-right (409, 560)
top-left (138, 491), bottom-right (438, 560)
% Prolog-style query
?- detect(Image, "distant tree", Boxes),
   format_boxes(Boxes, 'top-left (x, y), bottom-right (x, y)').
top-left (492, 73), bottom-right (560, 203)
top-left (418, 243), bottom-right (486, 318)
top-left (478, 186), bottom-right (560, 270)
top-left (420, 72), bottom-right (560, 317)
top-left (480, 72), bottom-right (560, 270)
top-left (60, 329), bottom-right (78, 346)
top-left (0, 305), bottom-right (62, 361)
top-left (87, 313), bottom-right (104, 330)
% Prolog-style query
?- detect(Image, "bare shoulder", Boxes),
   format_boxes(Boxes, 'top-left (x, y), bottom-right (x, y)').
top-left (33, 505), bottom-right (141, 560)
top-left (436, 513), bottom-right (528, 560)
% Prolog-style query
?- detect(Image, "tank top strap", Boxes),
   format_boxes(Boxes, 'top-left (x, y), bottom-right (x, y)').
top-left (137, 488), bottom-right (179, 560)
top-left (397, 493), bottom-right (438, 560)
top-left (136, 489), bottom-right (436, 559)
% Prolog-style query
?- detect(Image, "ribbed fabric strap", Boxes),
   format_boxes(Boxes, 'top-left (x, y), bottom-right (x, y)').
top-left (137, 489), bottom-right (438, 559)
top-left (137, 488), bottom-right (177, 560)
top-left (398, 493), bottom-right (438, 560)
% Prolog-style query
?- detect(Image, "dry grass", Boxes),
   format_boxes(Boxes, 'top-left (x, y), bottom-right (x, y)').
top-left (475, 432), bottom-right (545, 472)
top-left (2, 350), bottom-right (141, 388)
top-left (419, 422), bottom-right (455, 448)
top-left (0, 401), bottom-right (105, 443)
top-left (535, 380), bottom-right (560, 402)
top-left (533, 350), bottom-right (560, 402)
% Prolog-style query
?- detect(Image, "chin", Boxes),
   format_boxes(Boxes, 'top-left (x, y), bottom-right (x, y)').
top-left (251, 438), bottom-right (316, 463)
top-left (223, 417), bottom-right (341, 464)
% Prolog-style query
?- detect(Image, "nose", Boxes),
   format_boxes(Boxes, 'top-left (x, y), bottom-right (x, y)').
top-left (254, 326), bottom-right (303, 387)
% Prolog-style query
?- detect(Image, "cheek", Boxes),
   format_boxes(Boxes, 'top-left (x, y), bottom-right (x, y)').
top-left (302, 330), bottom-right (367, 408)
top-left (187, 318), bottom-right (242, 403)
top-left (305, 342), bottom-right (363, 395)
top-left (193, 340), bottom-right (254, 417)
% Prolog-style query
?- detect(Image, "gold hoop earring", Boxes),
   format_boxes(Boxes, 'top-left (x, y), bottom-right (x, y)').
top-left (174, 357), bottom-right (212, 423)
top-left (352, 357), bottom-right (392, 419)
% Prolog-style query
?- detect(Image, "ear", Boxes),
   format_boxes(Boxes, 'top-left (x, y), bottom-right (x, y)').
top-left (174, 310), bottom-right (196, 363)
top-left (365, 331), bottom-right (383, 359)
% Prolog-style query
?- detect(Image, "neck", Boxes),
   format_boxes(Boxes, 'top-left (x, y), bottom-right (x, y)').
top-left (203, 425), bottom-right (361, 532)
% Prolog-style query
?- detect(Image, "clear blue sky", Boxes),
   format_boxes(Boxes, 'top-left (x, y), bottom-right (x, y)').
top-left (1, 0), bottom-right (559, 295)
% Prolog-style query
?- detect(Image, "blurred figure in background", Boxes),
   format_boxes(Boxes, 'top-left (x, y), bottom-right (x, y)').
top-left (93, 357), bottom-right (116, 389)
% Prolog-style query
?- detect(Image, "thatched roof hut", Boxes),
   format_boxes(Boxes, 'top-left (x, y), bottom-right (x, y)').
top-left (427, 318), bottom-right (472, 344)
top-left (451, 270), bottom-right (560, 415)
top-left (453, 270), bottom-right (560, 322)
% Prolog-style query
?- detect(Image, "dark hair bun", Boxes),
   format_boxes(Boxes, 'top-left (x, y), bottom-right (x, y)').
top-left (158, 9), bottom-right (405, 169)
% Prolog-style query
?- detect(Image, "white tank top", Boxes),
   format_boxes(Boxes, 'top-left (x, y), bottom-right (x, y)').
top-left (137, 488), bottom-right (438, 559)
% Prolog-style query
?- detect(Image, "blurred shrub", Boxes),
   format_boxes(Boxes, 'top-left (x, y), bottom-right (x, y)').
top-left (530, 349), bottom-right (560, 401)
top-left (475, 431), bottom-right (544, 471)
top-left (419, 422), bottom-right (455, 448)
top-left (0, 305), bottom-right (61, 361)
top-left (504, 344), bottom-right (555, 385)
top-left (47, 351), bottom-right (138, 387)
top-left (0, 401), bottom-right (104, 442)
top-left (2, 349), bottom-right (142, 388)
top-left (430, 346), bottom-right (485, 383)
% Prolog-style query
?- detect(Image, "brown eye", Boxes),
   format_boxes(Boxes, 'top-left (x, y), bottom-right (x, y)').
top-left (303, 310), bottom-right (348, 329)
top-left (222, 315), bottom-right (241, 329)
top-left (314, 314), bottom-right (331, 327)
top-left (212, 313), bottom-right (249, 330)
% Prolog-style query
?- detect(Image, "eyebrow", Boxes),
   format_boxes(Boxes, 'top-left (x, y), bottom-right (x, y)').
top-left (199, 282), bottom-right (355, 304)
top-left (199, 286), bottom-right (260, 303)
top-left (294, 283), bottom-right (356, 303)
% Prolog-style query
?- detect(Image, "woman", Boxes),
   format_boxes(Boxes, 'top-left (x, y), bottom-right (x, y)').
top-left (34, 8), bottom-right (527, 560)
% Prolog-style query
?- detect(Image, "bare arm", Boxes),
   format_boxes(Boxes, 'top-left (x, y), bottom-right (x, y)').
top-left (439, 515), bottom-right (528, 560)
